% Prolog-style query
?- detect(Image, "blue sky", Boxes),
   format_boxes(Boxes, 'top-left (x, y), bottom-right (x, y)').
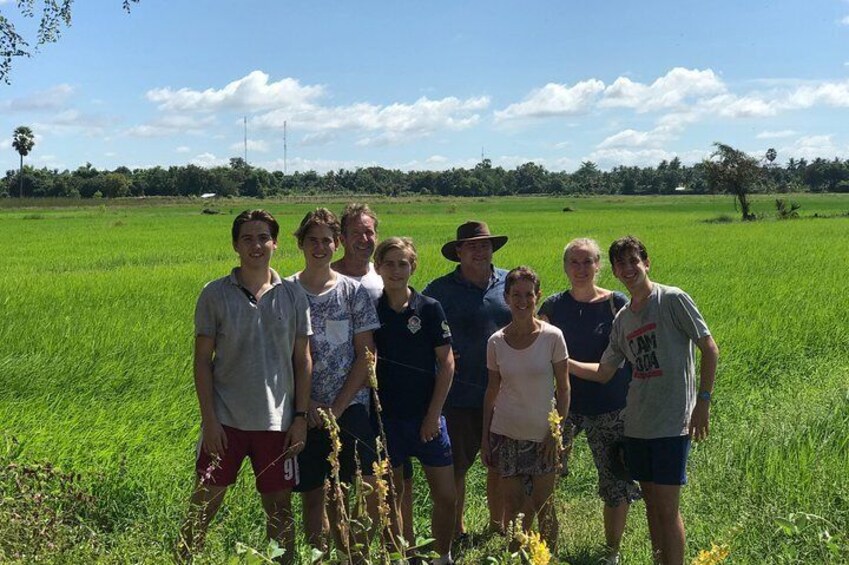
top-left (2, 0), bottom-right (849, 174)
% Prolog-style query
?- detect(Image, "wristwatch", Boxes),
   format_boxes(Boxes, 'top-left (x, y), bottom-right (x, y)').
top-left (294, 411), bottom-right (308, 419)
top-left (697, 391), bottom-right (712, 402)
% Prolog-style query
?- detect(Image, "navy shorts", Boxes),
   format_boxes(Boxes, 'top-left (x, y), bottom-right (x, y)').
top-left (294, 403), bottom-right (379, 492)
top-left (624, 435), bottom-right (691, 486)
top-left (384, 416), bottom-right (453, 468)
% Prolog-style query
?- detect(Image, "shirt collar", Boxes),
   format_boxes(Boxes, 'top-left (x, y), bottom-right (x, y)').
top-left (228, 267), bottom-right (282, 288)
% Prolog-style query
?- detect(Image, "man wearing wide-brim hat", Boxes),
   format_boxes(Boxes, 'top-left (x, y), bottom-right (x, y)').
top-left (423, 220), bottom-right (512, 540)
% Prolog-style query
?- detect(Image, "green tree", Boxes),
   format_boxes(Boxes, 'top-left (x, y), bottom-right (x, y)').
top-left (0, 1), bottom-right (138, 83)
top-left (11, 125), bottom-right (35, 197)
top-left (704, 143), bottom-right (762, 221)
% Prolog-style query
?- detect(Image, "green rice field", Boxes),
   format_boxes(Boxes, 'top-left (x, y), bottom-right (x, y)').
top-left (1, 194), bottom-right (847, 563)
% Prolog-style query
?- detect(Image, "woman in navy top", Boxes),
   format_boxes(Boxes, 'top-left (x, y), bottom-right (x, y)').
top-left (538, 238), bottom-right (642, 565)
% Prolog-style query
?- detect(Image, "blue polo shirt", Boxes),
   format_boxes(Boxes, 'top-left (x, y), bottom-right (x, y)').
top-left (423, 266), bottom-right (511, 409)
top-left (374, 289), bottom-right (453, 420)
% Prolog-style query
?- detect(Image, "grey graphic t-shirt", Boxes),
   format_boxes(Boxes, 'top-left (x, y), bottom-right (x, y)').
top-left (601, 283), bottom-right (711, 439)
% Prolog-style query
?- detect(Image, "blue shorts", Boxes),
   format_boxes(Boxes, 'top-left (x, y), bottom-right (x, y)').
top-left (384, 416), bottom-right (453, 468)
top-left (624, 435), bottom-right (691, 486)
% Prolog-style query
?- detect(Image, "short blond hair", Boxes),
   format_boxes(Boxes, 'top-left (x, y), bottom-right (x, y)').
top-left (374, 237), bottom-right (417, 268)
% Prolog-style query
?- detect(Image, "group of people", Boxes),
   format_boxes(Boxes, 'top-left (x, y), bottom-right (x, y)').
top-left (177, 204), bottom-right (719, 565)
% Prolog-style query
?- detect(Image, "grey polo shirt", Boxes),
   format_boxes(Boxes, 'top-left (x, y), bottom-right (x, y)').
top-left (194, 268), bottom-right (312, 431)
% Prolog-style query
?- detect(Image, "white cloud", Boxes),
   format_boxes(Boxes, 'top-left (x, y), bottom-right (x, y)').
top-left (600, 68), bottom-right (726, 112)
top-left (597, 127), bottom-right (675, 149)
top-left (254, 95), bottom-right (489, 145)
top-left (756, 129), bottom-right (796, 139)
top-left (259, 156), bottom-right (369, 173)
top-left (126, 115), bottom-right (216, 137)
top-left (784, 81), bottom-right (849, 108)
top-left (839, 15), bottom-right (849, 25)
top-left (175, 146), bottom-right (191, 153)
top-left (229, 139), bottom-right (270, 153)
top-left (0, 84), bottom-right (74, 112)
top-left (494, 80), bottom-right (604, 121)
top-left (190, 153), bottom-right (227, 168)
top-left (780, 134), bottom-right (846, 160)
top-left (587, 147), bottom-right (708, 169)
top-left (300, 131), bottom-right (337, 146)
top-left (146, 70), bottom-right (324, 112)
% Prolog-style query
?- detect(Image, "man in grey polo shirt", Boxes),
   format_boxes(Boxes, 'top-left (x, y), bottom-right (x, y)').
top-left (178, 209), bottom-right (312, 565)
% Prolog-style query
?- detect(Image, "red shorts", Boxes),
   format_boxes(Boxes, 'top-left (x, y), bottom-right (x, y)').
top-left (195, 425), bottom-right (300, 493)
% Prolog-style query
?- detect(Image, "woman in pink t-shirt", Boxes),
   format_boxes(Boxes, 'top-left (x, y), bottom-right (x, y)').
top-left (482, 266), bottom-right (570, 553)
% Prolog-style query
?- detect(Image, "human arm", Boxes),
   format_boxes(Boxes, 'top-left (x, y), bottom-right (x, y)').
top-left (330, 330), bottom-right (376, 417)
top-left (283, 334), bottom-right (312, 457)
top-left (688, 335), bottom-right (719, 441)
top-left (194, 335), bottom-right (227, 456)
top-left (421, 344), bottom-right (455, 442)
top-left (480, 369), bottom-right (501, 468)
top-left (568, 359), bottom-right (618, 383)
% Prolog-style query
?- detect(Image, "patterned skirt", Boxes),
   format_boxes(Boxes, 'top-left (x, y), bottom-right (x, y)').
top-left (489, 432), bottom-right (562, 477)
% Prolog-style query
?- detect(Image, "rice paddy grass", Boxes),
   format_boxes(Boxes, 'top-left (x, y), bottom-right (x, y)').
top-left (1, 193), bottom-right (847, 563)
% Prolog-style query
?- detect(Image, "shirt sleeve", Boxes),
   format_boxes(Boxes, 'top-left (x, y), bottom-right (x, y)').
top-left (668, 289), bottom-right (711, 342)
top-left (551, 327), bottom-right (569, 363)
top-left (351, 281), bottom-right (381, 334)
top-left (194, 283), bottom-right (217, 338)
top-left (600, 316), bottom-right (626, 367)
top-left (426, 299), bottom-right (452, 348)
top-left (294, 285), bottom-right (313, 337)
top-left (486, 334), bottom-right (498, 371)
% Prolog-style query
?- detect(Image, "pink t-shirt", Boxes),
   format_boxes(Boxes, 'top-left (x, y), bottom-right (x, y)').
top-left (486, 321), bottom-right (568, 442)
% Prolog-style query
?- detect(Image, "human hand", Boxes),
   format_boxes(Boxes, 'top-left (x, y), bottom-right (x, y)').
top-left (689, 401), bottom-right (710, 442)
top-left (420, 414), bottom-right (441, 443)
top-left (202, 420), bottom-right (228, 457)
top-left (308, 399), bottom-right (329, 429)
top-left (481, 435), bottom-right (493, 468)
top-left (542, 434), bottom-right (559, 468)
top-left (283, 417), bottom-right (307, 457)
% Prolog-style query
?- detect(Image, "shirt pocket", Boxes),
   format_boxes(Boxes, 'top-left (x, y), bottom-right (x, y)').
top-left (325, 319), bottom-right (350, 345)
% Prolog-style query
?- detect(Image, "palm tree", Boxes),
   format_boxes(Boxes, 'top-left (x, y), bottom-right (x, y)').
top-left (12, 126), bottom-right (35, 198)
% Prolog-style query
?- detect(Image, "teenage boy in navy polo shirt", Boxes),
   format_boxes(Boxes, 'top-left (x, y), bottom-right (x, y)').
top-left (374, 237), bottom-right (456, 565)
top-left (178, 210), bottom-right (312, 564)
top-left (570, 236), bottom-right (719, 565)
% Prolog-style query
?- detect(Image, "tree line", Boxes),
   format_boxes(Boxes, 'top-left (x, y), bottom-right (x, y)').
top-left (5, 153), bottom-right (849, 200)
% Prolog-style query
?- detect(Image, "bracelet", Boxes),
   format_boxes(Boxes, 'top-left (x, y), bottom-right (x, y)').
top-left (294, 411), bottom-right (308, 419)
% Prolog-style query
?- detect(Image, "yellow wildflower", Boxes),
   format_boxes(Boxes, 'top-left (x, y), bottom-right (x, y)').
top-left (524, 531), bottom-right (552, 565)
top-left (692, 543), bottom-right (730, 565)
top-left (365, 347), bottom-right (378, 389)
top-left (547, 398), bottom-right (563, 444)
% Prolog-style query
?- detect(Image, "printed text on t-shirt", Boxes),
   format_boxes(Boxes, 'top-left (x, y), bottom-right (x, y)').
top-left (626, 323), bottom-right (663, 379)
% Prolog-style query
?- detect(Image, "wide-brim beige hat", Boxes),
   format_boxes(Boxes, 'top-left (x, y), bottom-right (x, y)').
top-left (441, 220), bottom-right (508, 262)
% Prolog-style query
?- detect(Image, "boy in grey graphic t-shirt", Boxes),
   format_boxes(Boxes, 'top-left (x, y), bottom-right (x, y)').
top-left (570, 236), bottom-right (719, 565)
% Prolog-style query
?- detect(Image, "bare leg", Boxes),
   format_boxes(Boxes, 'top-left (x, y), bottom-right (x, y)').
top-left (261, 489), bottom-right (295, 564)
top-left (487, 468), bottom-right (504, 532)
top-left (422, 465), bottom-right (457, 556)
top-left (603, 502), bottom-right (630, 555)
top-left (453, 467), bottom-right (468, 536)
top-left (500, 476), bottom-right (526, 550)
top-left (531, 473), bottom-right (558, 554)
top-left (177, 482), bottom-right (228, 562)
top-left (402, 476), bottom-right (415, 548)
top-left (301, 485), bottom-right (329, 552)
top-left (650, 484), bottom-right (684, 565)
top-left (388, 467), bottom-right (407, 552)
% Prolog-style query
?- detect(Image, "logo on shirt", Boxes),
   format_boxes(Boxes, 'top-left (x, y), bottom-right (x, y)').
top-left (407, 315), bottom-right (422, 334)
top-left (441, 320), bottom-right (452, 339)
top-left (626, 323), bottom-right (663, 379)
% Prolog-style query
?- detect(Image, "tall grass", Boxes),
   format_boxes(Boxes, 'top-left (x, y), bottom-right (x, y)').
top-left (1, 194), bottom-right (847, 563)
